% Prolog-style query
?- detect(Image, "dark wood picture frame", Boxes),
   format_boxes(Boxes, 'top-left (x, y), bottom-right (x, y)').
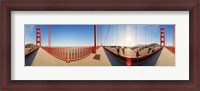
top-left (0, 0), bottom-right (199, 91)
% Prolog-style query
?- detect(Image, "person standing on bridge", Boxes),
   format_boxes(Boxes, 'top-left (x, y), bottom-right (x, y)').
top-left (121, 46), bottom-right (125, 55)
top-left (148, 46), bottom-right (152, 54)
top-left (116, 46), bottom-right (120, 55)
top-left (134, 47), bottom-right (141, 58)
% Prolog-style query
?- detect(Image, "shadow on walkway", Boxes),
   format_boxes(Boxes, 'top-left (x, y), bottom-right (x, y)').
top-left (25, 48), bottom-right (39, 66)
top-left (103, 48), bottom-right (126, 66)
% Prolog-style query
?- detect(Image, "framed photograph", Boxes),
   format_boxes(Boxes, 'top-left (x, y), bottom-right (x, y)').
top-left (1, 0), bottom-right (199, 90)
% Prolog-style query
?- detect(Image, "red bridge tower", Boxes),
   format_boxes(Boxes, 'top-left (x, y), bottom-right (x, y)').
top-left (160, 27), bottom-right (165, 46)
top-left (36, 28), bottom-right (41, 47)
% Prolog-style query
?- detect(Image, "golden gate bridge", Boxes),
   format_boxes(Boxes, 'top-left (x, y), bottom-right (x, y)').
top-left (25, 25), bottom-right (175, 66)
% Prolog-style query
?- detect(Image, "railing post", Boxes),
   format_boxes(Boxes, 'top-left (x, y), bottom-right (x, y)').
top-left (78, 48), bottom-right (80, 58)
top-left (67, 48), bottom-right (70, 62)
top-left (56, 49), bottom-right (58, 57)
top-left (82, 48), bottom-right (84, 57)
top-left (64, 48), bottom-right (66, 59)
top-left (67, 48), bottom-right (70, 61)
top-left (72, 49), bottom-right (74, 59)
top-left (126, 58), bottom-right (132, 66)
top-left (85, 48), bottom-right (86, 57)
top-left (76, 48), bottom-right (78, 59)
top-left (58, 48), bottom-right (59, 57)
top-left (62, 48), bottom-right (64, 58)
top-left (59, 49), bottom-right (61, 57)
top-left (81, 48), bottom-right (83, 57)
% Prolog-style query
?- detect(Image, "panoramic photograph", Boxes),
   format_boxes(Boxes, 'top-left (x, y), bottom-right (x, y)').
top-left (25, 24), bottom-right (175, 66)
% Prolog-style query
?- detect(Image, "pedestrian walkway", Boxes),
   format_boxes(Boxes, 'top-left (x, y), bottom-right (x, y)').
top-left (140, 47), bottom-right (175, 66)
top-left (155, 47), bottom-right (175, 66)
top-left (28, 47), bottom-right (112, 66)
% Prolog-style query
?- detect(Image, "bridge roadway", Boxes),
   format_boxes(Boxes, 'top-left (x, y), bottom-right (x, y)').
top-left (25, 47), bottom-right (175, 66)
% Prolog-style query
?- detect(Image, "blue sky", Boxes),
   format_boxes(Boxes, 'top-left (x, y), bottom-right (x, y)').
top-left (24, 24), bottom-right (175, 47)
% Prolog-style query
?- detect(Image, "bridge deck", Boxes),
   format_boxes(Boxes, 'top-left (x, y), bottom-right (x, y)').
top-left (139, 47), bottom-right (175, 66)
top-left (25, 47), bottom-right (175, 66)
top-left (155, 47), bottom-right (175, 66)
top-left (28, 47), bottom-right (112, 66)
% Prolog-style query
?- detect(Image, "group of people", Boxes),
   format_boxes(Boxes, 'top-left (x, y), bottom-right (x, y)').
top-left (115, 45), bottom-right (155, 58)
top-left (115, 46), bottom-right (142, 58)
top-left (133, 47), bottom-right (141, 58)
top-left (116, 46), bottom-right (125, 55)
top-left (147, 46), bottom-right (155, 54)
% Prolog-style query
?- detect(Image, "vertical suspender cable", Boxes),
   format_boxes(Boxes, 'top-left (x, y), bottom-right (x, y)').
top-left (147, 25), bottom-right (148, 44)
top-left (164, 25), bottom-right (167, 46)
top-left (117, 25), bottom-right (118, 46)
top-left (96, 25), bottom-right (98, 46)
top-left (157, 26), bottom-right (159, 44)
top-left (98, 25), bottom-right (99, 46)
top-left (135, 25), bottom-right (137, 45)
top-left (97, 25), bottom-right (99, 46)
top-left (101, 25), bottom-right (103, 46)
top-left (40, 25), bottom-right (42, 46)
top-left (101, 25), bottom-right (102, 46)
top-left (112, 25), bottom-right (114, 46)
top-left (172, 25), bottom-right (175, 46)
top-left (99, 25), bottom-right (101, 46)
top-left (48, 25), bottom-right (51, 47)
top-left (104, 25), bottom-right (111, 45)
top-left (153, 25), bottom-right (154, 43)
top-left (145, 25), bottom-right (147, 44)
top-left (115, 25), bottom-right (116, 46)
top-left (99, 26), bottom-right (100, 46)
top-left (124, 25), bottom-right (125, 46)
top-left (151, 25), bottom-right (152, 44)
top-left (111, 25), bottom-right (113, 46)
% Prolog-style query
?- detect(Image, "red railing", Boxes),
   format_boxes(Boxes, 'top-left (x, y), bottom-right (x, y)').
top-left (165, 46), bottom-right (175, 54)
top-left (96, 46), bottom-right (101, 50)
top-left (41, 46), bottom-right (93, 62)
top-left (41, 46), bottom-right (101, 62)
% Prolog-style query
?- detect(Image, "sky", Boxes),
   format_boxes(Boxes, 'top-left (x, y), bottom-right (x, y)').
top-left (24, 24), bottom-right (175, 47)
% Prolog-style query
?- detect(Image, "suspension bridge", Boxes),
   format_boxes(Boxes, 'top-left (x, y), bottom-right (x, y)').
top-left (25, 25), bottom-right (175, 66)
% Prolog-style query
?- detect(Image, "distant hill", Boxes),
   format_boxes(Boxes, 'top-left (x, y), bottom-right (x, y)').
top-left (131, 43), bottom-right (159, 49)
top-left (148, 43), bottom-right (160, 47)
top-left (25, 43), bottom-right (36, 48)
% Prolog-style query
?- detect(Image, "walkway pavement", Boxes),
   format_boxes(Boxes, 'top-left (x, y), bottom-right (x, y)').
top-left (140, 47), bottom-right (175, 66)
top-left (155, 47), bottom-right (175, 66)
top-left (29, 47), bottom-right (112, 66)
